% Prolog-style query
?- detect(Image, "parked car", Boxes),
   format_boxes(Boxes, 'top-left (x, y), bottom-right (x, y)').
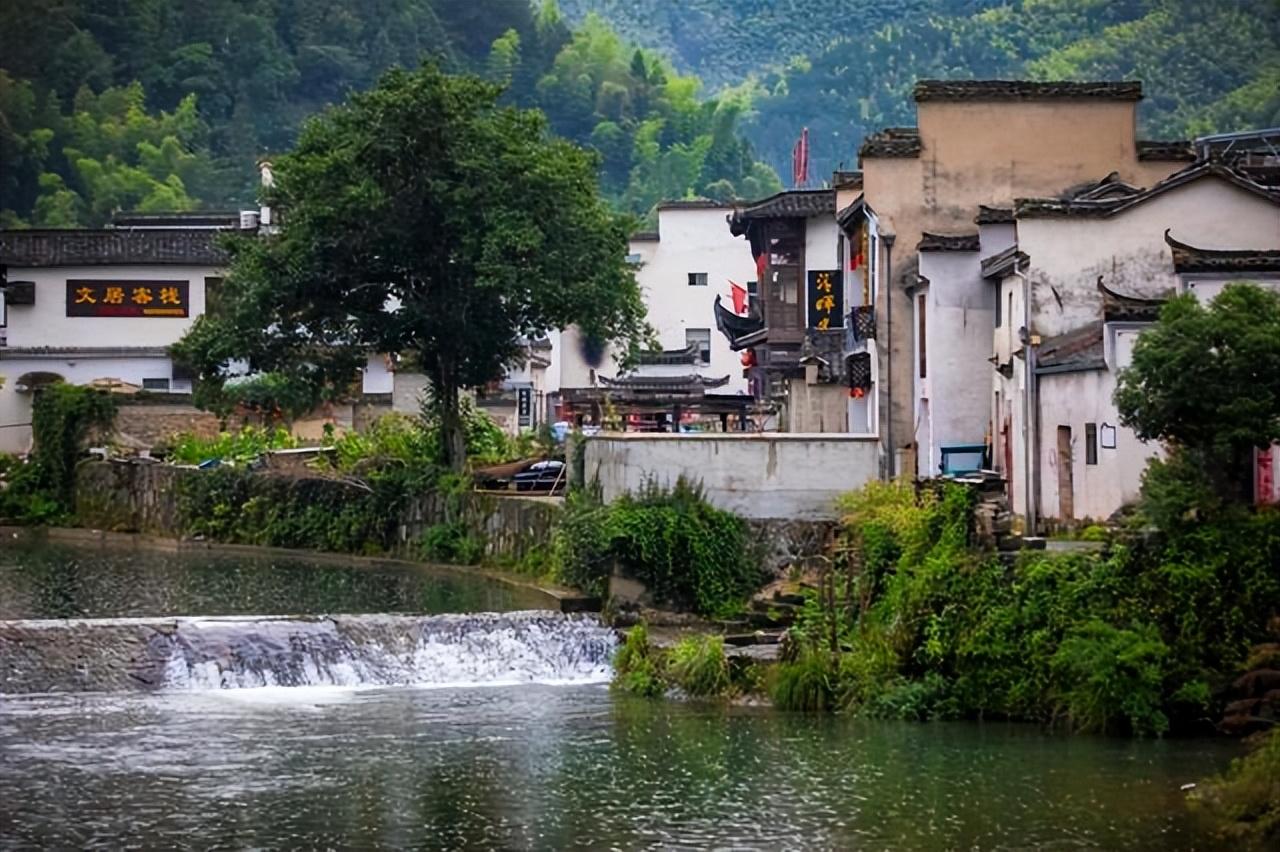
top-left (513, 459), bottom-right (565, 492)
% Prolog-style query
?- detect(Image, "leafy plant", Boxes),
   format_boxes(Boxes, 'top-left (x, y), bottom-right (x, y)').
top-left (612, 622), bottom-right (665, 698)
top-left (1189, 727), bottom-right (1280, 847)
top-left (167, 426), bottom-right (297, 466)
top-left (769, 650), bottom-right (838, 712)
top-left (667, 634), bottom-right (731, 698)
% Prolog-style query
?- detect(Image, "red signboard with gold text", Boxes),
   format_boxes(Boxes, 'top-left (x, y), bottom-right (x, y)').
top-left (66, 280), bottom-right (190, 317)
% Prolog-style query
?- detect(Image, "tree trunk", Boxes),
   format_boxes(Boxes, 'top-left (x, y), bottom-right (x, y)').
top-left (434, 363), bottom-right (466, 473)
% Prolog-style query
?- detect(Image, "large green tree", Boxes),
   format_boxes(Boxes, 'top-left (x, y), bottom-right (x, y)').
top-left (1115, 282), bottom-right (1280, 504)
top-left (174, 62), bottom-right (647, 469)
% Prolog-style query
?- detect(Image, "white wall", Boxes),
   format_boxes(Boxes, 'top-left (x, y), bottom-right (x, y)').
top-left (630, 207), bottom-right (756, 393)
top-left (0, 354), bottom-right (189, 452)
top-left (915, 250), bottom-right (996, 477)
top-left (585, 432), bottom-right (881, 519)
top-left (1020, 179), bottom-right (1280, 338)
top-left (361, 354), bottom-right (394, 394)
top-left (3, 264), bottom-right (213, 348)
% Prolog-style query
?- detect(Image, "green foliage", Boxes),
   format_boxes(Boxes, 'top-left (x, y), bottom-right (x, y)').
top-left (770, 650), bottom-right (839, 713)
top-left (612, 622), bottom-right (665, 698)
top-left (667, 634), bottom-right (731, 697)
top-left (174, 61), bottom-right (647, 470)
top-left (552, 477), bottom-right (759, 615)
top-left (167, 426), bottom-right (297, 466)
top-left (418, 521), bottom-right (485, 565)
top-left (1117, 283), bottom-right (1280, 504)
top-left (14, 384), bottom-right (117, 517)
top-left (784, 478), bottom-right (1280, 735)
top-left (1190, 727), bottom-right (1280, 848)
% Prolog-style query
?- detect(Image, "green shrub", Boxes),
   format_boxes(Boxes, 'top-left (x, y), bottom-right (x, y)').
top-left (667, 635), bottom-right (731, 697)
top-left (551, 484), bottom-right (614, 596)
top-left (1189, 727), bottom-right (1280, 847)
top-left (167, 425), bottom-right (298, 466)
top-left (612, 623), bottom-right (665, 698)
top-left (770, 650), bottom-right (839, 712)
top-left (1049, 620), bottom-right (1170, 735)
top-left (418, 520), bottom-right (485, 565)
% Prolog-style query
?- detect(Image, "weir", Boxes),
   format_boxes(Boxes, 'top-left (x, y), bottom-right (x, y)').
top-left (0, 611), bottom-right (617, 694)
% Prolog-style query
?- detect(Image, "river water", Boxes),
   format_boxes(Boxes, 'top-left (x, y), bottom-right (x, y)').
top-left (0, 541), bottom-right (1241, 850)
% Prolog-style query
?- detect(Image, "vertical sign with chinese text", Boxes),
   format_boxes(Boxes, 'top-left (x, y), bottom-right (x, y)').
top-left (806, 270), bottom-right (843, 330)
top-left (66, 280), bottom-right (190, 317)
top-left (517, 387), bottom-right (532, 428)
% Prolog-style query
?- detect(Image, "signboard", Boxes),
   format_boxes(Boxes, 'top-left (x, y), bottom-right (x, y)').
top-left (517, 387), bottom-right (532, 428)
top-left (806, 270), bottom-right (843, 331)
top-left (66, 280), bottom-right (190, 317)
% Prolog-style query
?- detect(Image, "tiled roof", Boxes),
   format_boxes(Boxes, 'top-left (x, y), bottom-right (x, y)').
top-left (914, 80), bottom-right (1143, 102)
top-left (1165, 230), bottom-right (1280, 274)
top-left (113, 211), bottom-right (242, 228)
top-left (918, 232), bottom-right (980, 252)
top-left (833, 170), bottom-right (863, 189)
top-left (735, 189), bottom-right (835, 220)
top-left (1137, 140), bottom-right (1196, 161)
top-left (598, 373), bottom-right (730, 390)
top-left (656, 199), bottom-right (735, 210)
top-left (975, 205), bottom-right (1015, 225)
top-left (858, 127), bottom-right (921, 159)
top-left (980, 245), bottom-right (1029, 279)
top-left (1036, 322), bottom-right (1105, 375)
top-left (1098, 277), bottom-right (1168, 322)
top-left (637, 344), bottom-right (700, 366)
top-left (836, 196), bottom-right (866, 230)
top-left (1016, 161), bottom-right (1280, 218)
top-left (0, 228), bottom-right (229, 267)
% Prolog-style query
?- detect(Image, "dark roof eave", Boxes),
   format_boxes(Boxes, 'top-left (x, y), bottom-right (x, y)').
top-left (981, 246), bottom-right (1030, 280)
top-left (0, 228), bottom-right (230, 267)
top-left (1037, 359), bottom-right (1107, 376)
top-left (737, 189), bottom-right (836, 220)
top-left (1165, 229), bottom-right (1280, 274)
top-left (918, 232), bottom-right (980, 252)
top-left (914, 80), bottom-right (1143, 102)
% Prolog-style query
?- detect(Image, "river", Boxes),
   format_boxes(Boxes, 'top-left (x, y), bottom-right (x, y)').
top-left (0, 540), bottom-right (1240, 850)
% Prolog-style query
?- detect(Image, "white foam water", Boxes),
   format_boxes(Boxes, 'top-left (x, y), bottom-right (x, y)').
top-left (155, 611), bottom-right (617, 691)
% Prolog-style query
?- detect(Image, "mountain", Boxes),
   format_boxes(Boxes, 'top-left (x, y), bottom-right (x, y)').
top-left (568, 0), bottom-right (1280, 182)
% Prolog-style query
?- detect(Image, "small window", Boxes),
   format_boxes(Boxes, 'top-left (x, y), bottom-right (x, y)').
top-left (686, 328), bottom-right (711, 364)
top-left (747, 280), bottom-right (758, 313)
top-left (142, 377), bottom-right (170, 392)
top-left (917, 294), bottom-right (927, 379)
top-left (1085, 423), bottom-right (1098, 465)
top-left (687, 272), bottom-right (708, 287)
top-left (994, 284), bottom-right (1002, 327)
top-left (625, 253), bottom-right (642, 265)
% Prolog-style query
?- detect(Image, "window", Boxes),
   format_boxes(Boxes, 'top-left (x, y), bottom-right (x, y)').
top-left (747, 280), bottom-right (758, 314)
top-left (917, 294), bottom-right (927, 379)
top-left (1085, 422), bottom-right (1098, 465)
top-left (994, 283), bottom-right (1002, 327)
top-left (625, 253), bottom-right (642, 265)
top-left (686, 328), bottom-right (711, 364)
top-left (687, 272), bottom-right (707, 287)
top-left (142, 377), bottom-right (170, 392)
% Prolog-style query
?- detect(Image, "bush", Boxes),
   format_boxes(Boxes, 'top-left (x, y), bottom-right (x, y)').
top-left (667, 635), bottom-right (731, 697)
top-left (770, 650), bottom-right (839, 712)
top-left (612, 623), bottom-right (665, 698)
top-left (167, 425), bottom-right (298, 466)
top-left (418, 520), bottom-right (485, 565)
top-left (1049, 620), bottom-right (1170, 735)
top-left (553, 477), bottom-right (759, 616)
top-left (1190, 727), bottom-right (1280, 847)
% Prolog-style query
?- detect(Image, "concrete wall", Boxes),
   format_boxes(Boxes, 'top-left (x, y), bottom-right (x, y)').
top-left (584, 432), bottom-right (880, 519)
top-left (788, 379), bottom-right (849, 433)
top-left (914, 250), bottom-right (996, 477)
top-left (1021, 178), bottom-right (1280, 338)
top-left (629, 206), bottom-right (756, 394)
top-left (1037, 364), bottom-right (1161, 524)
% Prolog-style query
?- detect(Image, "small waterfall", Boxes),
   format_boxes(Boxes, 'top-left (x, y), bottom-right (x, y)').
top-left (0, 612), bottom-right (617, 694)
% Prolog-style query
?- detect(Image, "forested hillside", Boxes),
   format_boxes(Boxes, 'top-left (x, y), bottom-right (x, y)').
top-left (0, 0), bottom-right (778, 226)
top-left (567, 0), bottom-right (1280, 179)
top-left (2, 0), bottom-right (1276, 227)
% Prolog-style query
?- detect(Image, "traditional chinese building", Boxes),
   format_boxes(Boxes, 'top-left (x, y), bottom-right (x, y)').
top-left (0, 214), bottom-right (234, 452)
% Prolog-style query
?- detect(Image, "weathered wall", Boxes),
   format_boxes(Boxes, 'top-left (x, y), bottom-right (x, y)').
top-left (74, 461), bottom-right (560, 565)
top-left (787, 379), bottom-right (849, 433)
top-left (1021, 178), bottom-right (1280, 338)
top-left (584, 433), bottom-right (880, 519)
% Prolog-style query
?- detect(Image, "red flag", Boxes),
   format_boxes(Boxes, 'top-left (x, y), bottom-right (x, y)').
top-left (729, 280), bottom-right (748, 314)
top-left (792, 127), bottom-right (809, 187)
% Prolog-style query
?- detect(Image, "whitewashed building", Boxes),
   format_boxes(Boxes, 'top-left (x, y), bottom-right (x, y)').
top-left (986, 161), bottom-right (1280, 526)
top-left (0, 217), bottom-right (234, 453)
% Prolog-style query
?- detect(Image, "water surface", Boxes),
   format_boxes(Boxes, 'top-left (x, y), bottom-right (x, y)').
top-left (0, 686), bottom-right (1236, 850)
top-left (0, 540), bottom-right (547, 618)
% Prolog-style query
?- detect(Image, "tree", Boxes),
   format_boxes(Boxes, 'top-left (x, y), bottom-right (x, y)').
top-left (174, 62), bottom-right (647, 470)
top-left (1115, 282), bottom-right (1280, 503)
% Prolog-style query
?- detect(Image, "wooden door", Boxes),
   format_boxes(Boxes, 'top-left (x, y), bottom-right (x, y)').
top-left (1057, 426), bottom-right (1074, 520)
